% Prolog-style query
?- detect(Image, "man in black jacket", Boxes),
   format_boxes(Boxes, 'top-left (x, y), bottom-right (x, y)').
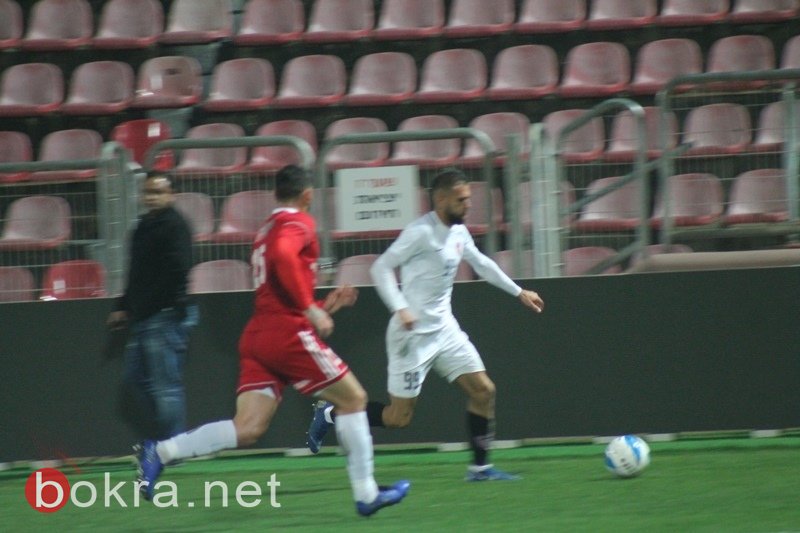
top-left (108, 173), bottom-right (197, 441)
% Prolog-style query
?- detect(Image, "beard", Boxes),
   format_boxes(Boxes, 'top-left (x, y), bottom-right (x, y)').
top-left (446, 211), bottom-right (465, 225)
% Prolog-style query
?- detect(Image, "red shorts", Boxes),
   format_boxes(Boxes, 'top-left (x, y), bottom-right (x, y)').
top-left (236, 318), bottom-right (349, 400)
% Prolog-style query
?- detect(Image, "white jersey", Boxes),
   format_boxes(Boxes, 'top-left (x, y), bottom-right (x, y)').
top-left (370, 211), bottom-right (522, 333)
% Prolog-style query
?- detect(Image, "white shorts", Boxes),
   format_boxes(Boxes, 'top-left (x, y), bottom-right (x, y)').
top-left (386, 321), bottom-right (485, 398)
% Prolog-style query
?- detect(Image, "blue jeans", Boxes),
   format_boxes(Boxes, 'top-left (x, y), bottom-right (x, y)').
top-left (123, 305), bottom-right (198, 440)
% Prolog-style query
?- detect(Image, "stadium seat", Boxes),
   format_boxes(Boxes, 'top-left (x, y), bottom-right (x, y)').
top-left (29, 129), bottom-right (102, 182)
top-left (443, 0), bottom-right (515, 38)
top-left (0, 63), bottom-right (63, 117)
top-left (651, 173), bottom-right (724, 228)
top-left (729, 0), bottom-right (799, 23)
top-left (517, 179), bottom-right (577, 231)
top-left (415, 49), bottom-right (487, 103)
top-left (389, 115), bottom-right (461, 169)
top-left (542, 109), bottom-right (605, 163)
top-left (61, 61), bottom-right (134, 115)
top-left (234, 0), bottom-right (304, 45)
top-left (781, 35), bottom-right (800, 69)
top-left (462, 181), bottom-right (503, 236)
top-left (0, 195), bottom-right (71, 251)
top-left (22, 0), bottom-right (93, 51)
top-left (173, 192), bottom-right (215, 242)
top-left (334, 254), bottom-right (380, 286)
top-left (0, 0), bottom-right (22, 49)
top-left (41, 260), bottom-right (106, 300)
top-left (110, 119), bottom-right (174, 171)
top-left (630, 38), bottom-right (703, 95)
top-left (682, 103), bottom-right (752, 156)
top-left (753, 101), bottom-right (800, 152)
top-left (0, 266), bottom-right (35, 302)
top-left (173, 123), bottom-right (247, 176)
top-left (707, 35), bottom-right (775, 74)
top-left (305, 0), bottom-right (374, 42)
top-left (323, 117), bottom-right (389, 170)
top-left (0, 131), bottom-right (32, 183)
top-left (93, 0), bottom-right (164, 49)
top-left (629, 243), bottom-right (694, 266)
top-left (585, 0), bottom-right (657, 30)
top-left (372, 0), bottom-right (444, 40)
top-left (344, 52), bottom-right (416, 106)
top-left (657, 0), bottom-right (729, 27)
top-left (563, 246), bottom-right (621, 276)
top-left (572, 176), bottom-right (645, 232)
top-left (461, 112), bottom-right (531, 168)
top-left (514, 0), bottom-right (586, 33)
top-left (559, 42), bottom-right (630, 98)
top-left (203, 58), bottom-right (275, 112)
top-left (487, 44), bottom-right (559, 100)
top-left (492, 249), bottom-right (536, 279)
top-left (606, 106), bottom-right (679, 162)
top-left (724, 169), bottom-right (789, 225)
top-left (210, 190), bottom-right (277, 243)
top-left (159, 0), bottom-right (232, 44)
top-left (274, 55), bottom-right (347, 108)
top-left (132, 56), bottom-right (203, 109)
top-left (189, 260), bottom-right (253, 293)
top-left (248, 120), bottom-right (318, 173)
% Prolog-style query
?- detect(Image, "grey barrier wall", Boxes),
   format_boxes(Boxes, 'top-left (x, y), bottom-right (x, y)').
top-left (2, 267), bottom-right (800, 462)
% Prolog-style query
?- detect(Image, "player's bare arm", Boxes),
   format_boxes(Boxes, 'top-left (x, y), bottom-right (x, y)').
top-left (518, 289), bottom-right (544, 313)
top-left (323, 285), bottom-right (359, 315)
top-left (304, 304), bottom-right (334, 337)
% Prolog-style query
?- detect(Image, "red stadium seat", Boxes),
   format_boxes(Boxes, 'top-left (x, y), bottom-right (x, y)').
top-left (93, 0), bottom-right (163, 49)
top-left (234, 0), bottom-right (304, 45)
top-left (159, 0), bottom-right (232, 44)
top-left (462, 181), bottom-right (504, 236)
top-left (572, 176), bottom-right (645, 232)
top-left (274, 55), bottom-right (347, 108)
top-left (517, 179), bottom-right (577, 231)
top-left (0, 0), bottom-right (22, 49)
top-left (707, 35), bottom-right (775, 74)
top-left (0, 131), bottom-right (32, 183)
top-left (0, 63), bottom-right (63, 117)
top-left (61, 61), bottom-right (134, 116)
top-left (0, 195), bottom-right (71, 251)
top-left (372, 0), bottom-right (444, 40)
top-left (585, 0), bottom-right (657, 30)
top-left (683, 103), bottom-right (752, 156)
top-left (630, 38), bottom-right (703, 95)
top-left (0, 266), bottom-right (35, 302)
top-left (651, 173), bottom-right (724, 228)
top-left (210, 190), bottom-right (277, 243)
top-left (334, 254), bottom-right (380, 286)
top-left (22, 0), bottom-right (93, 51)
top-left (189, 260), bottom-right (253, 293)
top-left (323, 117), bottom-right (389, 170)
top-left (132, 56), bottom-right (203, 109)
top-left (487, 44), bottom-right (559, 101)
top-left (174, 123), bottom-right (247, 176)
top-left (305, 0), bottom-right (374, 43)
top-left (629, 243), bottom-right (694, 266)
top-left (461, 112), bottom-right (531, 168)
top-left (415, 49), bottom-right (487, 103)
top-left (559, 42), bottom-right (630, 98)
top-left (389, 115), bottom-right (461, 169)
top-left (729, 0), bottom-right (799, 23)
top-left (203, 58), bottom-right (275, 112)
top-left (657, 0), bottom-right (729, 27)
top-left (781, 35), bottom-right (800, 69)
top-left (514, 0), bottom-right (586, 34)
top-left (248, 120), bottom-right (318, 173)
top-left (345, 52), bottom-right (416, 106)
top-left (41, 260), bottom-right (106, 300)
top-left (563, 246), bottom-right (621, 276)
top-left (543, 109), bottom-right (605, 163)
top-left (606, 106), bottom-right (679, 162)
top-left (173, 192), bottom-right (215, 242)
top-left (110, 119), bottom-right (174, 171)
top-left (492, 250), bottom-right (536, 279)
top-left (753, 101), bottom-right (800, 152)
top-left (724, 169), bottom-right (789, 225)
top-left (29, 129), bottom-right (102, 182)
top-left (443, 0), bottom-right (515, 38)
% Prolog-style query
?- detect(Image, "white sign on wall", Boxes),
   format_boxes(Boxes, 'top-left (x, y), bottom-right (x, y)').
top-left (334, 165), bottom-right (420, 233)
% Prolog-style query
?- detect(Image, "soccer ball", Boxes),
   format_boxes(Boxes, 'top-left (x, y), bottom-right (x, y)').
top-left (604, 435), bottom-right (650, 478)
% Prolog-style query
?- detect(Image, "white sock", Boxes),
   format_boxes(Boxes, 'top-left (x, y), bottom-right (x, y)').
top-left (156, 420), bottom-right (237, 463)
top-left (335, 411), bottom-right (379, 503)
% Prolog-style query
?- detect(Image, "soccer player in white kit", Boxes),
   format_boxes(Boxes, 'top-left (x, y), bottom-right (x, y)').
top-left (308, 168), bottom-right (544, 481)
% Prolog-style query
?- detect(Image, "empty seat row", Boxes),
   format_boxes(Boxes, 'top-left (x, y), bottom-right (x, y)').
top-left (0, 261), bottom-right (105, 302)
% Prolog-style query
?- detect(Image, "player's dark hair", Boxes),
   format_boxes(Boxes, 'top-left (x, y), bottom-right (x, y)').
top-left (275, 165), bottom-right (312, 201)
top-left (431, 168), bottom-right (468, 193)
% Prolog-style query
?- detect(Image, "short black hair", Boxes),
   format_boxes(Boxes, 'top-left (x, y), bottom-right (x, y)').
top-left (431, 168), bottom-right (468, 193)
top-left (275, 165), bottom-right (312, 201)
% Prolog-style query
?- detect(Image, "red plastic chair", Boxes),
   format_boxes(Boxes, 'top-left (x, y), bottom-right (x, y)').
top-left (585, 0), bottom-right (657, 30)
top-left (0, 266), bottom-right (36, 302)
top-left (22, 0), bottom-right (93, 51)
top-left (173, 192), bottom-right (215, 242)
top-left (234, 0), bottom-right (304, 45)
top-left (707, 35), bottom-right (775, 74)
top-left (0, 0), bottom-right (22, 49)
top-left (274, 55), bottom-right (347, 108)
top-left (93, 0), bottom-right (164, 49)
top-left (729, 0), bottom-right (799, 23)
top-left (203, 58), bottom-right (275, 112)
top-left (461, 112), bottom-right (531, 168)
top-left (753, 101), bottom-right (800, 152)
top-left (174, 123), bottom-right (247, 176)
top-left (29, 129), bottom-right (102, 182)
top-left (492, 250), bottom-right (536, 279)
top-left (41, 260), bottom-right (106, 300)
top-left (61, 61), bottom-right (134, 115)
top-left (305, 0), bottom-right (374, 43)
top-left (781, 35), bottom-right (800, 69)
top-left (0, 131), bottom-right (32, 183)
top-left (0, 63), bottom-right (63, 117)
top-left (372, 0), bottom-right (444, 40)
top-left (559, 42), bottom-right (630, 98)
top-left (323, 117), bottom-right (389, 170)
top-left (517, 179), bottom-right (577, 231)
top-left (514, 0), bottom-right (586, 33)
top-left (563, 246), bottom-right (621, 276)
top-left (159, 0), bottom-right (232, 44)
top-left (111, 119), bottom-right (174, 171)
top-left (189, 260), bottom-right (253, 293)
top-left (683, 103), bottom-right (752, 156)
top-left (345, 52), bottom-right (416, 106)
top-left (389, 115), bottom-right (461, 169)
top-left (462, 181), bottom-right (504, 236)
top-left (248, 120), bottom-right (318, 173)
top-left (487, 44), bottom-right (559, 100)
top-left (629, 244), bottom-right (694, 266)
top-left (657, 0), bottom-right (729, 26)
top-left (543, 109), bottom-right (605, 163)
top-left (415, 49), bottom-right (487, 103)
top-left (630, 38), bottom-right (703, 95)
top-left (606, 107), bottom-right (679, 162)
top-left (132, 56), bottom-right (203, 109)
top-left (724, 169), bottom-right (789, 225)
top-left (444, 0), bottom-right (515, 37)
top-left (210, 190), bottom-right (277, 243)
top-left (651, 173), bottom-right (724, 228)
top-left (334, 254), bottom-right (380, 286)
top-left (572, 176), bottom-right (645, 232)
top-left (0, 195), bottom-right (71, 251)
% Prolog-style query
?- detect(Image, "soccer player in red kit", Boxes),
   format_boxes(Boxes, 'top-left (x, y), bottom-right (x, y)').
top-left (136, 165), bottom-right (409, 516)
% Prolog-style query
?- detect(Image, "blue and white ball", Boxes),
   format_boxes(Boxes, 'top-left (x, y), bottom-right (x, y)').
top-left (604, 435), bottom-right (650, 477)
